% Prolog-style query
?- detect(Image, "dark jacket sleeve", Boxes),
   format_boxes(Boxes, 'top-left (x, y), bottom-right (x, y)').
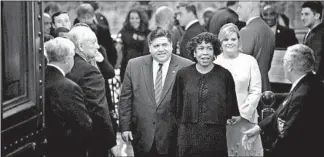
top-left (118, 60), bottom-right (133, 132)
top-left (61, 82), bottom-right (92, 135)
top-left (82, 67), bottom-right (116, 148)
top-left (97, 45), bottom-right (115, 79)
top-left (96, 24), bottom-right (117, 66)
top-left (226, 70), bottom-right (240, 119)
top-left (171, 71), bottom-right (183, 123)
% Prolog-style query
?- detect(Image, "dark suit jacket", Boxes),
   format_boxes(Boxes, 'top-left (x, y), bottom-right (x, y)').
top-left (66, 55), bottom-right (116, 154)
top-left (275, 24), bottom-right (298, 49)
top-left (45, 65), bottom-right (92, 157)
top-left (259, 73), bottom-right (324, 157)
top-left (240, 17), bottom-right (275, 92)
top-left (119, 54), bottom-right (193, 154)
top-left (208, 7), bottom-right (246, 36)
top-left (179, 21), bottom-right (206, 60)
top-left (303, 22), bottom-right (324, 80)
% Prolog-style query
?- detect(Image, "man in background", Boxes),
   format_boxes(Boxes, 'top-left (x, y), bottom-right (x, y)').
top-left (177, 2), bottom-right (206, 60)
top-left (51, 11), bottom-right (72, 31)
top-left (208, 1), bottom-right (246, 36)
top-left (261, 4), bottom-right (298, 49)
top-left (301, 1), bottom-right (324, 81)
top-left (236, 1), bottom-right (275, 92)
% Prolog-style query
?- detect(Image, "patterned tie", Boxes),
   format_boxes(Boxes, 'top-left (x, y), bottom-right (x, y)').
top-left (155, 63), bottom-right (163, 104)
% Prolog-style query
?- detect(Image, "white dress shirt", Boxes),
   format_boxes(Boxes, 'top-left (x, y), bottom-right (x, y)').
top-left (153, 58), bottom-right (171, 89)
top-left (290, 74), bottom-right (307, 92)
top-left (185, 19), bottom-right (199, 30)
top-left (47, 63), bottom-right (66, 76)
top-left (246, 16), bottom-right (259, 25)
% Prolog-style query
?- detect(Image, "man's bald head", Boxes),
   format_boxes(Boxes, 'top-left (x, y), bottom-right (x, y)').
top-left (236, 1), bottom-right (261, 22)
top-left (155, 6), bottom-right (175, 30)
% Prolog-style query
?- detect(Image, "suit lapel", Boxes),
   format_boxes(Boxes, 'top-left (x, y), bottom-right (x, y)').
top-left (157, 55), bottom-right (179, 107)
top-left (142, 56), bottom-right (157, 106)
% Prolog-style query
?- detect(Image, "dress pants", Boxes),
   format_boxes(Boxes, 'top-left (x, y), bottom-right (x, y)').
top-left (133, 139), bottom-right (169, 157)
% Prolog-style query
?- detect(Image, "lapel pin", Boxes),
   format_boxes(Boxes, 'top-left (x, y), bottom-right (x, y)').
top-left (172, 71), bottom-right (176, 73)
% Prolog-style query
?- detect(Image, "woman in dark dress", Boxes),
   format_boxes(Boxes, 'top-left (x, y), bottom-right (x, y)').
top-left (172, 32), bottom-right (241, 157)
top-left (115, 7), bottom-right (151, 81)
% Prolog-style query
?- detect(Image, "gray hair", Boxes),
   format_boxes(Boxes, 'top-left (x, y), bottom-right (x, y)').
top-left (67, 25), bottom-right (94, 50)
top-left (284, 44), bottom-right (315, 73)
top-left (45, 37), bottom-right (75, 63)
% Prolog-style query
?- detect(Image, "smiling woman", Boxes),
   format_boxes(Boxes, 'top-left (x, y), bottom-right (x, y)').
top-left (214, 23), bottom-right (263, 156)
top-left (172, 32), bottom-right (240, 157)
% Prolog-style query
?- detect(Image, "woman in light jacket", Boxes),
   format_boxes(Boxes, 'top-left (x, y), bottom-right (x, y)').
top-left (214, 23), bottom-right (263, 156)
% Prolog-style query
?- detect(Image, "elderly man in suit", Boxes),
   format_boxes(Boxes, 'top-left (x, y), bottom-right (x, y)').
top-left (261, 4), bottom-right (298, 49)
top-left (301, 1), bottom-right (324, 81)
top-left (119, 28), bottom-right (193, 157)
top-left (66, 25), bottom-right (116, 157)
top-left (45, 37), bottom-right (92, 157)
top-left (242, 44), bottom-right (324, 157)
top-left (236, 1), bottom-right (275, 92)
top-left (176, 2), bottom-right (206, 60)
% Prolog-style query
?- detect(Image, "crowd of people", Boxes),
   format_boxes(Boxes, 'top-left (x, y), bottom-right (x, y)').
top-left (43, 1), bottom-right (324, 157)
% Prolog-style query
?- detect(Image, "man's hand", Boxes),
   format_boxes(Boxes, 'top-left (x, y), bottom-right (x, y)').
top-left (121, 131), bottom-right (133, 143)
top-left (95, 51), bottom-right (104, 62)
top-left (242, 125), bottom-right (261, 150)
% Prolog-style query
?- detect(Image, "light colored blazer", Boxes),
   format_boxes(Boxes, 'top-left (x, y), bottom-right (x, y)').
top-left (215, 53), bottom-right (261, 123)
top-left (119, 54), bottom-right (193, 154)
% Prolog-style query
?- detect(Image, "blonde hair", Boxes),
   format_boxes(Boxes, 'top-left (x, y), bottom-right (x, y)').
top-left (218, 23), bottom-right (242, 52)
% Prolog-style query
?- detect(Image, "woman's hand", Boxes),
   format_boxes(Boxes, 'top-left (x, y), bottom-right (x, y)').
top-left (227, 116), bottom-right (241, 125)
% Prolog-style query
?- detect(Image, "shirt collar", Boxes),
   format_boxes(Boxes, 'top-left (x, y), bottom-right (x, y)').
top-left (246, 16), bottom-right (259, 25)
top-left (47, 63), bottom-right (66, 76)
top-left (185, 19), bottom-right (199, 30)
top-left (270, 24), bottom-right (277, 34)
top-left (153, 57), bottom-right (171, 67)
top-left (290, 74), bottom-right (307, 92)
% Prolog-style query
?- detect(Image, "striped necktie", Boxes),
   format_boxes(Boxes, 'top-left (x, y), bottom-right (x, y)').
top-left (155, 63), bottom-right (163, 104)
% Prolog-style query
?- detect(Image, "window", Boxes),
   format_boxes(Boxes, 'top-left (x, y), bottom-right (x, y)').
top-left (2, 2), bottom-right (28, 102)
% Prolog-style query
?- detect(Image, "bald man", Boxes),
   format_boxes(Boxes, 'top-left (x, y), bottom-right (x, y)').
top-left (143, 6), bottom-right (180, 55)
top-left (261, 4), bottom-right (298, 49)
top-left (236, 1), bottom-right (275, 93)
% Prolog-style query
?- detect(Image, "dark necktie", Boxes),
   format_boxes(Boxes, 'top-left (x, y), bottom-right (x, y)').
top-left (155, 63), bottom-right (163, 104)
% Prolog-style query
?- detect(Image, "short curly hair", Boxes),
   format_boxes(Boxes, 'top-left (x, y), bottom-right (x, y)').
top-left (187, 32), bottom-right (221, 62)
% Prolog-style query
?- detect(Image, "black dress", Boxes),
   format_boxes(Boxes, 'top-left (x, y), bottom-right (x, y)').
top-left (172, 64), bottom-right (239, 157)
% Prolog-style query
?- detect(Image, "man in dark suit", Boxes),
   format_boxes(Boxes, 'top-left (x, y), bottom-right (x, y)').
top-left (176, 2), bottom-right (206, 60)
top-left (44, 37), bottom-right (92, 157)
top-left (66, 25), bottom-right (116, 157)
top-left (236, 1), bottom-right (275, 92)
top-left (119, 28), bottom-right (193, 157)
top-left (208, 1), bottom-right (246, 36)
top-left (301, 1), bottom-right (324, 81)
top-left (242, 44), bottom-right (324, 157)
top-left (261, 4), bottom-right (298, 49)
